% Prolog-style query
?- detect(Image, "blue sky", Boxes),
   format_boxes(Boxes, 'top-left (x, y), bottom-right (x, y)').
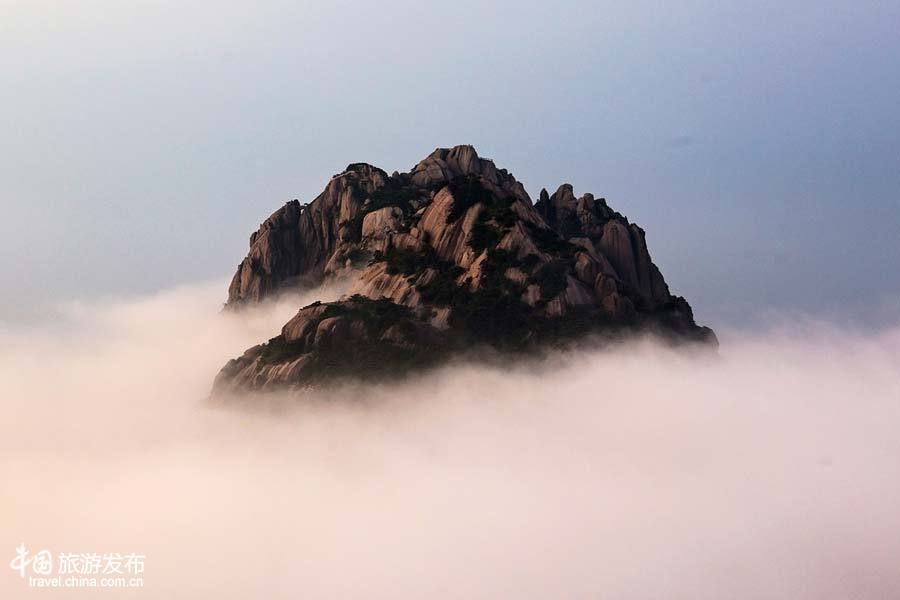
top-left (1, 0), bottom-right (898, 328)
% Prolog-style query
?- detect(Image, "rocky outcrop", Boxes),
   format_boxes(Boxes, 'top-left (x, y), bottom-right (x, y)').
top-left (227, 164), bottom-right (391, 306)
top-left (215, 145), bottom-right (715, 394)
top-left (534, 185), bottom-right (671, 309)
top-left (409, 145), bottom-right (531, 204)
top-left (214, 295), bottom-right (444, 393)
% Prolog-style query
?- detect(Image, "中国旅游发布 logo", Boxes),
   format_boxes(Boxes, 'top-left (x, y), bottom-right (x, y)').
top-left (9, 544), bottom-right (145, 589)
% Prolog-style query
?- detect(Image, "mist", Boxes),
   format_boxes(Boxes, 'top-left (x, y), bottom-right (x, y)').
top-left (2, 282), bottom-right (899, 599)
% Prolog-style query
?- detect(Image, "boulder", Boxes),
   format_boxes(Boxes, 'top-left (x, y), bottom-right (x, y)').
top-left (362, 206), bottom-right (403, 238)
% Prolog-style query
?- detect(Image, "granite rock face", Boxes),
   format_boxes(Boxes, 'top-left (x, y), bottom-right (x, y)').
top-left (227, 163), bottom-right (389, 306)
top-left (215, 145), bottom-right (715, 394)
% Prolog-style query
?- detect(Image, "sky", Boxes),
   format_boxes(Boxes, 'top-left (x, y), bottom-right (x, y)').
top-left (1, 0), bottom-right (898, 329)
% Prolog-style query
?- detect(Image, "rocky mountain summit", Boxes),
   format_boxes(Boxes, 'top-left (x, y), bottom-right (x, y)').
top-left (214, 145), bottom-right (715, 394)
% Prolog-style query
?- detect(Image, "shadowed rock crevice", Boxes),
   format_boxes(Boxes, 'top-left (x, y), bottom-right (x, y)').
top-left (215, 145), bottom-right (715, 394)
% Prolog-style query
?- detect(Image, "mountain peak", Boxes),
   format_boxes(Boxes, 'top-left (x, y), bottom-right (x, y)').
top-left (216, 146), bottom-right (715, 394)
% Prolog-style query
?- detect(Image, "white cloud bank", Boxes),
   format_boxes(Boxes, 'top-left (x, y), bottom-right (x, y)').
top-left (1, 282), bottom-right (899, 599)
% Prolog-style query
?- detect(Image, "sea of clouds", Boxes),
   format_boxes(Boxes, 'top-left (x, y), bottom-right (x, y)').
top-left (2, 281), bottom-right (899, 599)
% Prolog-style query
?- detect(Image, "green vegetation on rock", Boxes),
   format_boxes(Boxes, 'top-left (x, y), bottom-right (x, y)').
top-left (469, 221), bottom-right (503, 254)
top-left (259, 334), bottom-right (307, 365)
top-left (528, 260), bottom-right (569, 303)
top-left (446, 176), bottom-right (494, 223)
top-left (371, 246), bottom-right (438, 276)
top-left (366, 176), bottom-right (421, 213)
top-left (526, 222), bottom-right (578, 258)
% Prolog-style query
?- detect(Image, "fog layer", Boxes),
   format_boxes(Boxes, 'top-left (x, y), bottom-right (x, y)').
top-left (2, 282), bottom-right (899, 598)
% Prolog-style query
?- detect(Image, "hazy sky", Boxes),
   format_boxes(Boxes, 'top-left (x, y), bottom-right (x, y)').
top-left (1, 0), bottom-right (898, 328)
